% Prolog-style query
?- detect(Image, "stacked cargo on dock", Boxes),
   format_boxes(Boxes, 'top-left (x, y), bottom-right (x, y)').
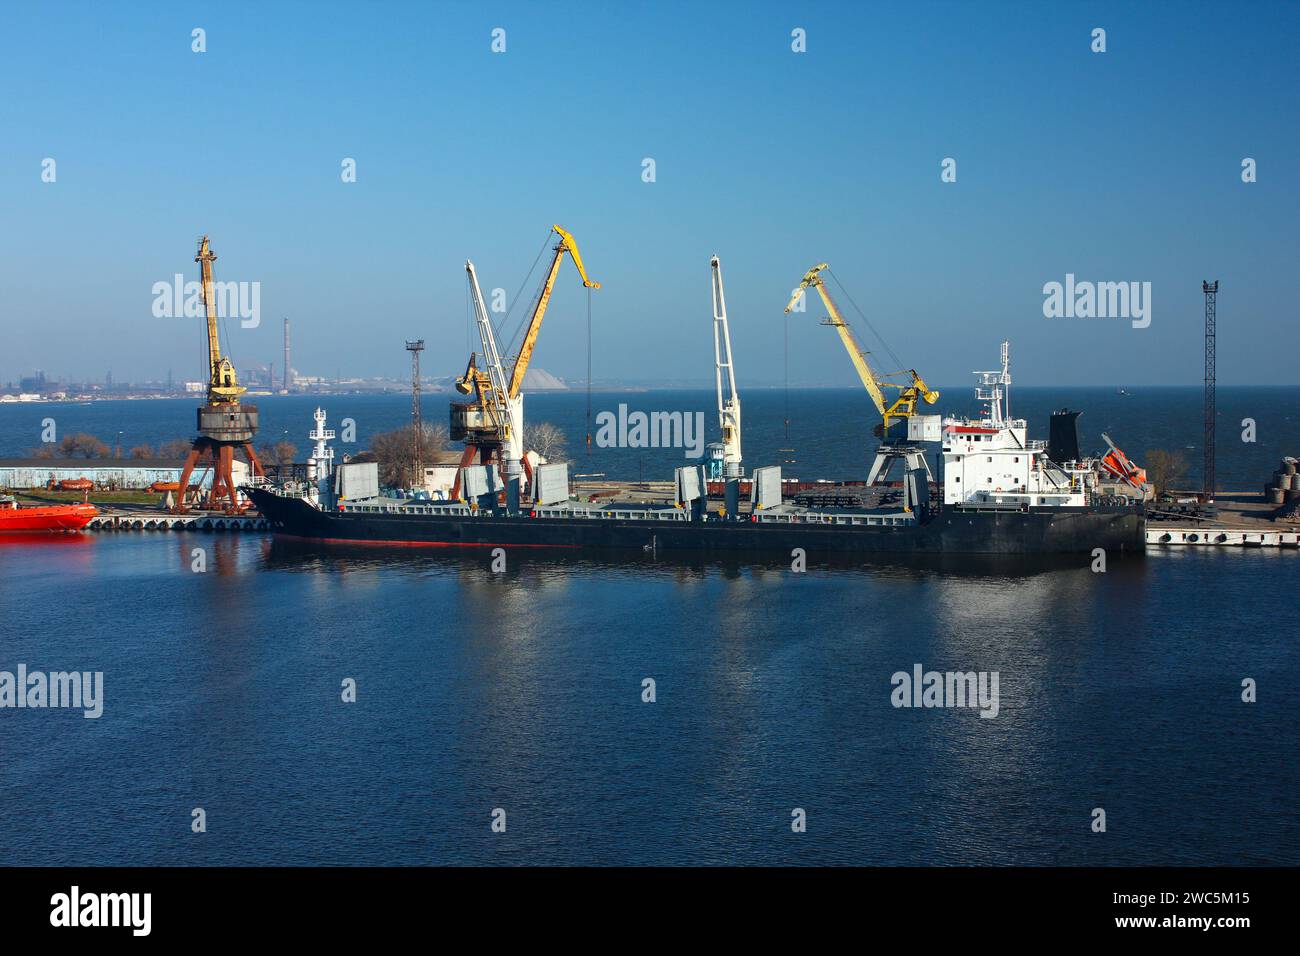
top-left (1266, 457), bottom-right (1300, 517)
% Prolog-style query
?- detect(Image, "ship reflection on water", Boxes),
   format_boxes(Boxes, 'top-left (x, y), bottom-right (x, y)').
top-left (262, 535), bottom-right (1149, 583)
top-left (5, 531), bottom-right (1287, 866)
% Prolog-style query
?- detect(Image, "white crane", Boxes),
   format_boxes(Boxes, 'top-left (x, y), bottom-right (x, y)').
top-left (463, 259), bottom-right (523, 475)
top-left (451, 228), bottom-right (598, 501)
top-left (710, 255), bottom-right (743, 478)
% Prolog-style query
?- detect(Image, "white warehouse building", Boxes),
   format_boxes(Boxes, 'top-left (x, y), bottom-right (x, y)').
top-left (0, 458), bottom-right (248, 491)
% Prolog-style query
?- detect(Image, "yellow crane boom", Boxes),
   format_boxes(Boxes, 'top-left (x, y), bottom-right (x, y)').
top-left (507, 225), bottom-right (599, 398)
top-left (784, 263), bottom-right (938, 435)
top-left (195, 236), bottom-right (244, 405)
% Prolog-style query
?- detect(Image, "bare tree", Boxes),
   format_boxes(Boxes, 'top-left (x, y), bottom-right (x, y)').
top-left (130, 444), bottom-right (155, 459)
top-left (523, 421), bottom-right (567, 464)
top-left (257, 440), bottom-right (299, 467)
top-left (158, 438), bottom-right (195, 459)
top-left (59, 433), bottom-right (109, 458)
top-left (1144, 448), bottom-right (1187, 498)
top-left (29, 444), bottom-right (56, 459)
top-left (368, 423), bottom-right (448, 487)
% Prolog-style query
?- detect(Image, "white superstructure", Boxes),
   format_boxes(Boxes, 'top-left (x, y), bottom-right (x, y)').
top-left (306, 406), bottom-right (336, 503)
top-left (942, 343), bottom-right (1088, 509)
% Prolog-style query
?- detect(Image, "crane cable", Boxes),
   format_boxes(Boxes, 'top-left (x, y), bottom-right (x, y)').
top-left (218, 310), bottom-right (236, 388)
top-left (462, 227), bottom-right (549, 378)
top-left (783, 309), bottom-right (790, 441)
top-left (499, 227), bottom-right (557, 359)
top-left (825, 268), bottom-right (906, 374)
top-left (586, 285), bottom-right (592, 451)
top-left (197, 304), bottom-right (208, 393)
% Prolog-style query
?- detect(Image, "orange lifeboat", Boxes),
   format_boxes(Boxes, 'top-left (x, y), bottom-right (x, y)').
top-left (0, 497), bottom-right (98, 533)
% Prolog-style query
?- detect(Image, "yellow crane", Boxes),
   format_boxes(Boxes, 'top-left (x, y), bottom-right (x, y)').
top-left (174, 236), bottom-right (263, 513)
top-left (196, 236), bottom-right (244, 404)
top-left (450, 225), bottom-right (599, 498)
top-left (507, 225), bottom-right (600, 398)
top-left (784, 263), bottom-right (938, 438)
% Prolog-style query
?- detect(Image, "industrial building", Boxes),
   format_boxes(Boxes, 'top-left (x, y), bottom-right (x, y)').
top-left (0, 458), bottom-right (245, 491)
top-left (422, 450), bottom-right (473, 499)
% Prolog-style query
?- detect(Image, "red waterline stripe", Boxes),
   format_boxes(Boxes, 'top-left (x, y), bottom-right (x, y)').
top-left (274, 533), bottom-right (581, 549)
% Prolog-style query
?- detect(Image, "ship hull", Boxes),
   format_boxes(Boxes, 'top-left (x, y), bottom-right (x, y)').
top-left (0, 503), bottom-right (98, 533)
top-left (246, 488), bottom-right (1143, 555)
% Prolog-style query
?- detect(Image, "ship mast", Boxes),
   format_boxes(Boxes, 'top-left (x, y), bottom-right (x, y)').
top-left (975, 340), bottom-right (1012, 426)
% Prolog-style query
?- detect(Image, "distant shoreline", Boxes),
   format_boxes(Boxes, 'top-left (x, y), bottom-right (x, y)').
top-left (2, 383), bottom-right (1297, 405)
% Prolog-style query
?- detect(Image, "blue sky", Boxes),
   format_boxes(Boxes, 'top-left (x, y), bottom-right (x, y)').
top-left (1, 0), bottom-right (1296, 387)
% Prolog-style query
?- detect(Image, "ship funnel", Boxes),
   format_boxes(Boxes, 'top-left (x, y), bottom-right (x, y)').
top-left (1048, 409), bottom-right (1082, 464)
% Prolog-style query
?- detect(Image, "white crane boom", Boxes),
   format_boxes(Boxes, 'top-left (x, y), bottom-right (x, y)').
top-left (710, 255), bottom-right (742, 478)
top-left (466, 260), bottom-right (523, 468)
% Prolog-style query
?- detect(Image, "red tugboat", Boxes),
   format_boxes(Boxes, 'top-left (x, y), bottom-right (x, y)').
top-left (0, 495), bottom-right (97, 533)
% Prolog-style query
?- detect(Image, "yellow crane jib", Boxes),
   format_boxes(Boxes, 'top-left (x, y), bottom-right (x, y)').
top-left (553, 225), bottom-right (600, 290)
top-left (507, 225), bottom-right (600, 398)
top-left (784, 263), bottom-right (937, 436)
top-left (455, 353), bottom-right (482, 395)
top-left (455, 355), bottom-right (474, 395)
top-left (195, 235), bottom-right (245, 405)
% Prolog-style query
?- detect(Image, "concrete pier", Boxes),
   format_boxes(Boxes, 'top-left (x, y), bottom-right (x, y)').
top-left (85, 512), bottom-right (269, 532)
top-left (1146, 528), bottom-right (1299, 548)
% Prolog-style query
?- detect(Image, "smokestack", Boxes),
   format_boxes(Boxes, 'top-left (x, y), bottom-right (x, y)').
top-left (282, 317), bottom-right (291, 394)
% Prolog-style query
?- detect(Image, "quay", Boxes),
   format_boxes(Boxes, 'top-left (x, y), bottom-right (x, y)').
top-left (85, 511), bottom-right (269, 532)
top-left (1147, 528), bottom-right (1300, 547)
top-left (78, 485), bottom-right (1300, 548)
top-left (1144, 491), bottom-right (1299, 548)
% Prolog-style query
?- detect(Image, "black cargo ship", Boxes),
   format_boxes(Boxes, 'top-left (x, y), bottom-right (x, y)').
top-left (245, 485), bottom-right (1143, 555)
top-left (246, 348), bottom-right (1146, 557)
